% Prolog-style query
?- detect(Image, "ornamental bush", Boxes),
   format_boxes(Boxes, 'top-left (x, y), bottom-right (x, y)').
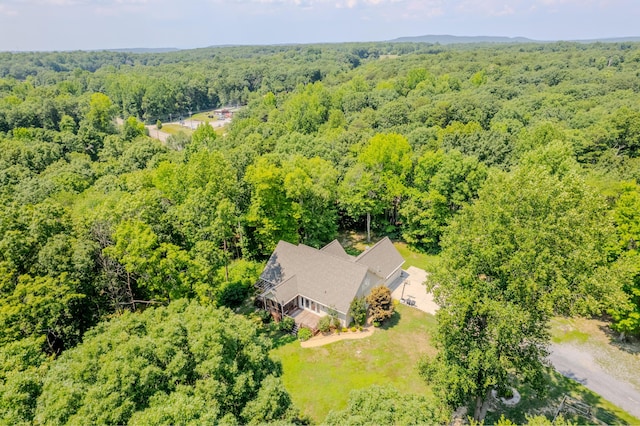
top-left (297, 327), bottom-right (312, 341)
top-left (366, 285), bottom-right (394, 324)
top-left (349, 297), bottom-right (367, 326)
top-left (318, 316), bottom-right (332, 333)
top-left (279, 316), bottom-right (295, 333)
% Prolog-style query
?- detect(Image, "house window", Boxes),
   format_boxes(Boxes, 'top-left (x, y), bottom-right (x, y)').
top-left (305, 298), bottom-right (309, 309)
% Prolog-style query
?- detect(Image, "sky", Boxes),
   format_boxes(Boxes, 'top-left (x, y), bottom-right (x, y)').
top-left (0, 0), bottom-right (638, 51)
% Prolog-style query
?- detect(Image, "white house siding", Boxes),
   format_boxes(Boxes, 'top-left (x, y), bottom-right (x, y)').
top-left (385, 267), bottom-right (402, 286)
top-left (339, 311), bottom-right (349, 327)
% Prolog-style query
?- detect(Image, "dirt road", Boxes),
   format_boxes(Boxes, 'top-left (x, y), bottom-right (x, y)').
top-left (549, 343), bottom-right (640, 418)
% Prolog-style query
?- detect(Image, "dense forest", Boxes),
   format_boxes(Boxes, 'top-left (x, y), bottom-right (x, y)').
top-left (1, 41), bottom-right (640, 424)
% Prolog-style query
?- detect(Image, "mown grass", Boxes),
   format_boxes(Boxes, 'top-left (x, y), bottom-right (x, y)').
top-left (190, 110), bottom-right (216, 122)
top-left (485, 368), bottom-right (639, 425)
top-left (271, 304), bottom-right (639, 424)
top-left (339, 231), bottom-right (441, 273)
top-left (270, 238), bottom-right (638, 424)
top-left (160, 124), bottom-right (192, 136)
top-left (551, 318), bottom-right (590, 343)
top-left (393, 241), bottom-right (441, 272)
top-left (271, 304), bottom-right (437, 423)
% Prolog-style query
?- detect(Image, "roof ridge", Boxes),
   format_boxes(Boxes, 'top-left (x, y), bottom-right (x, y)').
top-left (355, 236), bottom-right (392, 262)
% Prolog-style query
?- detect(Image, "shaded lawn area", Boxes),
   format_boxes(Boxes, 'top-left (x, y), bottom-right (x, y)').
top-left (339, 231), bottom-right (440, 272)
top-left (485, 369), bottom-right (640, 425)
top-left (393, 241), bottom-right (440, 272)
top-left (271, 304), bottom-right (437, 423)
top-left (270, 306), bottom-right (639, 425)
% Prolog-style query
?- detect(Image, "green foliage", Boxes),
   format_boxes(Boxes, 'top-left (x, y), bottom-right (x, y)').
top-left (34, 301), bottom-right (294, 425)
top-left (244, 155), bottom-right (338, 255)
top-left (366, 285), bottom-right (394, 324)
top-left (0, 337), bottom-right (50, 425)
top-left (121, 116), bottom-right (146, 141)
top-left (424, 163), bottom-right (625, 420)
top-left (188, 122), bottom-right (218, 155)
top-left (84, 93), bottom-right (117, 134)
top-left (401, 149), bottom-right (487, 252)
top-left (324, 385), bottom-right (446, 425)
top-left (0, 273), bottom-right (85, 353)
top-left (297, 327), bottom-right (312, 341)
top-left (349, 297), bottom-right (367, 326)
top-left (609, 182), bottom-right (640, 336)
top-left (213, 259), bottom-right (262, 308)
top-left (103, 220), bottom-right (195, 301)
top-left (318, 315), bottom-right (332, 333)
top-left (339, 133), bottom-right (412, 238)
top-left (279, 316), bottom-right (296, 333)
top-left (3, 42), bottom-right (640, 424)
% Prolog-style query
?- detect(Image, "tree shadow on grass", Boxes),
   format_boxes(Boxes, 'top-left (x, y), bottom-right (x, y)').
top-left (484, 368), bottom-right (635, 425)
top-left (267, 329), bottom-right (298, 350)
top-left (380, 310), bottom-right (401, 330)
top-left (598, 323), bottom-right (640, 356)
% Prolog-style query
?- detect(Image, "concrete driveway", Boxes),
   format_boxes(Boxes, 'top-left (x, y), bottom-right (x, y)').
top-left (390, 266), bottom-right (439, 315)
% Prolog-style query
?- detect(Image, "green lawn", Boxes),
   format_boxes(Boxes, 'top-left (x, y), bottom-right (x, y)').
top-left (269, 239), bottom-right (638, 424)
top-left (190, 110), bottom-right (216, 122)
top-left (339, 231), bottom-right (441, 272)
top-left (160, 124), bottom-right (192, 136)
top-left (271, 304), bottom-right (437, 423)
top-left (270, 304), bottom-right (639, 424)
top-left (393, 241), bottom-right (441, 272)
top-left (485, 369), bottom-right (639, 425)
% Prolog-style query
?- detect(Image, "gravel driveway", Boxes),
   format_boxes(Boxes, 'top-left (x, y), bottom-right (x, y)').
top-left (549, 343), bottom-right (640, 418)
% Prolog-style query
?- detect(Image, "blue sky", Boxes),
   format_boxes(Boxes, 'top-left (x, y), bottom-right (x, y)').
top-left (0, 0), bottom-right (638, 51)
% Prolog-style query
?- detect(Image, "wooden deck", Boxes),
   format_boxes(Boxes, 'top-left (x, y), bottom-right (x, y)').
top-left (288, 308), bottom-right (322, 330)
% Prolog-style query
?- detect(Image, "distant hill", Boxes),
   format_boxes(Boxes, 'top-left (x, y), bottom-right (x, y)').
top-left (104, 47), bottom-right (180, 53)
top-left (390, 35), bottom-right (537, 44)
top-left (573, 36), bottom-right (640, 43)
top-left (390, 35), bottom-right (640, 45)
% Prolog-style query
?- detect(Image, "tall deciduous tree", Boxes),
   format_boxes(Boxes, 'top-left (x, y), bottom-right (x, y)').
top-left (244, 157), bottom-right (299, 256)
top-left (325, 385), bottom-right (446, 425)
top-left (610, 182), bottom-right (640, 337)
top-left (422, 160), bottom-right (625, 421)
top-left (340, 133), bottom-right (412, 241)
top-left (34, 301), bottom-right (299, 425)
top-left (401, 149), bottom-right (487, 252)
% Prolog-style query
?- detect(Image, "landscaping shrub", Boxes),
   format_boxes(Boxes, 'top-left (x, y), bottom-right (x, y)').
top-left (366, 285), bottom-right (394, 324)
top-left (279, 316), bottom-right (295, 333)
top-left (297, 327), bottom-right (312, 341)
top-left (349, 297), bottom-right (367, 326)
top-left (327, 307), bottom-right (342, 330)
top-left (318, 316), bottom-right (332, 333)
top-left (332, 316), bottom-right (342, 330)
top-left (258, 309), bottom-right (272, 324)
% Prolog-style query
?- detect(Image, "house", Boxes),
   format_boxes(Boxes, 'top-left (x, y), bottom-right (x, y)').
top-left (255, 237), bottom-right (405, 330)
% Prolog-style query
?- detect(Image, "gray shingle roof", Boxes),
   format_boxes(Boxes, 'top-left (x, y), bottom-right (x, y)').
top-left (260, 238), bottom-right (404, 314)
top-left (320, 239), bottom-right (354, 260)
top-left (355, 237), bottom-right (405, 279)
